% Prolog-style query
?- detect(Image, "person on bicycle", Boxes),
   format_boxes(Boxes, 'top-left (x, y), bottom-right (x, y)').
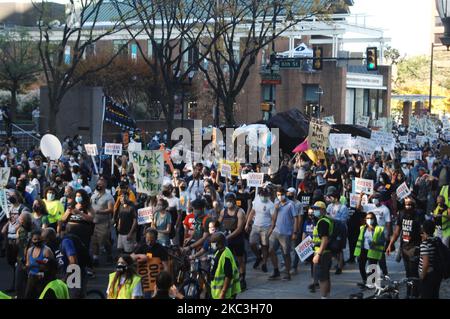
top-left (188, 220), bottom-right (220, 261)
top-left (209, 232), bottom-right (241, 299)
top-left (354, 212), bottom-right (386, 289)
top-left (386, 196), bottom-right (425, 298)
top-left (182, 198), bottom-right (214, 254)
top-left (107, 254), bottom-right (143, 299)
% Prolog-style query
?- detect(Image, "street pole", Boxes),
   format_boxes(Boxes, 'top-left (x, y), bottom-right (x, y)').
top-left (181, 83), bottom-right (185, 128)
top-left (269, 1), bottom-right (276, 117)
top-left (429, 43), bottom-right (434, 114)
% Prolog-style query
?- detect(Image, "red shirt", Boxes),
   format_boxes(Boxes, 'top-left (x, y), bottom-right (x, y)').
top-left (183, 213), bottom-right (195, 239)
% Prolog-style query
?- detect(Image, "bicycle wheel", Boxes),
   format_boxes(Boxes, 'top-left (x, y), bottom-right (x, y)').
top-left (85, 289), bottom-right (106, 299)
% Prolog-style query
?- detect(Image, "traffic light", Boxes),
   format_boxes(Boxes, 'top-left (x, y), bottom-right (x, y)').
top-left (313, 47), bottom-right (323, 70)
top-left (366, 47), bottom-right (378, 71)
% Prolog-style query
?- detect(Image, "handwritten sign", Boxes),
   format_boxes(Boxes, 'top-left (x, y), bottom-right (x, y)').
top-left (371, 131), bottom-right (395, 152)
top-left (354, 136), bottom-right (374, 155)
top-left (0, 189), bottom-right (9, 220)
top-left (401, 151), bottom-right (422, 162)
top-left (219, 164), bottom-right (232, 179)
top-left (104, 143), bottom-right (123, 156)
top-left (137, 256), bottom-right (163, 293)
top-left (399, 135), bottom-right (408, 144)
top-left (219, 160), bottom-right (240, 177)
top-left (396, 182), bottom-right (411, 200)
top-left (137, 207), bottom-right (154, 225)
top-left (357, 116), bottom-right (370, 127)
top-left (329, 134), bottom-right (352, 150)
top-left (0, 168), bottom-right (10, 188)
top-left (322, 116), bottom-right (335, 124)
top-left (295, 236), bottom-right (314, 262)
top-left (84, 144), bottom-right (98, 156)
top-left (350, 193), bottom-right (369, 208)
top-left (246, 173), bottom-right (264, 187)
top-left (308, 119), bottom-right (331, 152)
top-left (355, 178), bottom-right (374, 195)
top-left (128, 142), bottom-right (142, 152)
top-left (129, 150), bottom-right (164, 196)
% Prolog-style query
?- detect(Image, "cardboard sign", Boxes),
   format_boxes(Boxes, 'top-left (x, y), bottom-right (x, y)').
top-left (219, 160), bottom-right (240, 177)
top-left (354, 136), bottom-right (374, 155)
top-left (128, 142), bottom-right (142, 152)
top-left (137, 207), bottom-right (154, 225)
top-left (219, 164), bottom-right (232, 179)
top-left (0, 168), bottom-right (10, 188)
top-left (399, 135), bottom-right (408, 144)
top-left (396, 182), bottom-right (411, 200)
top-left (136, 256), bottom-right (163, 293)
top-left (129, 151), bottom-right (164, 196)
top-left (246, 173), bottom-right (264, 187)
top-left (350, 193), bottom-right (359, 208)
top-left (84, 144), bottom-right (98, 156)
top-left (295, 236), bottom-right (314, 262)
top-left (401, 151), bottom-right (422, 162)
top-left (104, 143), bottom-right (123, 156)
top-left (329, 134), bottom-right (352, 150)
top-left (357, 116), bottom-right (370, 127)
top-left (355, 178), bottom-right (374, 195)
top-left (308, 119), bottom-right (331, 152)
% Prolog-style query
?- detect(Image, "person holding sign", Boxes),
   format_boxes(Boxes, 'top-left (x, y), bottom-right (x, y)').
top-left (353, 212), bottom-right (386, 289)
top-left (107, 254), bottom-right (143, 299)
top-left (132, 228), bottom-right (169, 272)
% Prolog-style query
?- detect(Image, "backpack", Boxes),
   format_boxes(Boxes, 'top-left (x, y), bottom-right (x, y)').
top-left (328, 218), bottom-right (348, 254)
top-left (433, 237), bottom-right (450, 279)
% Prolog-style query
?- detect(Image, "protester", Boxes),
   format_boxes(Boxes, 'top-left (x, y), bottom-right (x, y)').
top-left (419, 220), bottom-right (442, 299)
top-left (106, 254), bottom-right (143, 299)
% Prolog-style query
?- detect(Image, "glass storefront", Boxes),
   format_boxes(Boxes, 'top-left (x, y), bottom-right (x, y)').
top-left (346, 88), bottom-right (386, 124)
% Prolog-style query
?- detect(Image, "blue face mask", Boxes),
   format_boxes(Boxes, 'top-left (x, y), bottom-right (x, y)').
top-left (75, 196), bottom-right (82, 204)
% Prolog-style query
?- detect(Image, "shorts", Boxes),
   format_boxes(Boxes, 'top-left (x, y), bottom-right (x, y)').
top-left (313, 252), bottom-right (332, 282)
top-left (117, 234), bottom-right (136, 253)
top-left (249, 225), bottom-right (270, 247)
top-left (227, 237), bottom-right (245, 257)
top-left (269, 232), bottom-right (291, 256)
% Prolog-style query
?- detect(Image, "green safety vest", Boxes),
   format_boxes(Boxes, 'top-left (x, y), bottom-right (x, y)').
top-left (312, 216), bottom-right (334, 253)
top-left (0, 291), bottom-right (11, 299)
top-left (354, 225), bottom-right (385, 261)
top-left (438, 186), bottom-right (450, 235)
top-left (39, 279), bottom-right (70, 299)
top-left (108, 273), bottom-right (141, 299)
top-left (211, 247), bottom-right (241, 299)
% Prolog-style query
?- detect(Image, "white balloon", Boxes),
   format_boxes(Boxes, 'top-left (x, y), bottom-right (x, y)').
top-left (40, 134), bottom-right (62, 160)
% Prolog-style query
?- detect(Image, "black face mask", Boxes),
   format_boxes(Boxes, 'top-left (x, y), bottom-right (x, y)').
top-left (9, 197), bottom-right (17, 204)
top-left (116, 264), bottom-right (127, 273)
top-left (33, 205), bottom-right (40, 212)
top-left (287, 195), bottom-right (294, 201)
top-left (96, 185), bottom-right (102, 191)
top-left (33, 241), bottom-right (43, 247)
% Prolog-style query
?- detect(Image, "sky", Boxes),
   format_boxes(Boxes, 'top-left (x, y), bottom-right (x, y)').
top-left (347, 0), bottom-right (433, 57)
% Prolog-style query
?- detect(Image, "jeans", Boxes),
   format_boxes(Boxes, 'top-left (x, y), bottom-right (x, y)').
top-left (402, 246), bottom-right (420, 298)
top-left (357, 249), bottom-right (378, 283)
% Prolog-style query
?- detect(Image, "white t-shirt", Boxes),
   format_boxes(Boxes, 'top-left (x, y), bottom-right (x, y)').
top-left (164, 196), bottom-right (180, 211)
top-left (297, 167), bottom-right (306, 180)
top-left (426, 156), bottom-right (435, 172)
top-left (106, 275), bottom-right (143, 298)
top-left (363, 228), bottom-right (374, 250)
top-left (252, 197), bottom-right (275, 228)
top-left (362, 204), bottom-right (391, 227)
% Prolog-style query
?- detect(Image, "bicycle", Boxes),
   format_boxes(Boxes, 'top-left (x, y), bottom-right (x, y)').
top-left (349, 276), bottom-right (420, 299)
top-left (179, 255), bottom-right (212, 299)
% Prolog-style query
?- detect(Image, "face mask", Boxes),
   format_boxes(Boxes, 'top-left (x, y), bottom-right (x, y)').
top-left (313, 210), bottom-right (321, 218)
top-left (210, 242), bottom-right (218, 251)
top-left (75, 196), bottom-right (83, 204)
top-left (116, 264), bottom-right (127, 273)
top-left (77, 179), bottom-right (83, 185)
top-left (47, 193), bottom-right (55, 201)
top-left (366, 219), bottom-right (374, 226)
top-left (9, 197), bottom-right (17, 204)
top-left (278, 195), bottom-right (285, 202)
top-left (33, 205), bottom-right (40, 212)
top-left (287, 195), bottom-right (294, 201)
top-left (372, 198), bottom-right (380, 206)
top-left (96, 185), bottom-right (102, 191)
top-left (226, 202), bottom-right (234, 208)
top-left (155, 205), bottom-right (164, 212)
top-left (33, 240), bottom-right (43, 247)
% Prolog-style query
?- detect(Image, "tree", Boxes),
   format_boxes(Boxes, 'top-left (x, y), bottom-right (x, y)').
top-left (0, 30), bottom-right (41, 121)
top-left (34, 0), bottom-right (135, 133)
top-left (383, 45), bottom-right (403, 65)
top-left (195, 0), bottom-right (342, 125)
top-left (113, 0), bottom-right (218, 142)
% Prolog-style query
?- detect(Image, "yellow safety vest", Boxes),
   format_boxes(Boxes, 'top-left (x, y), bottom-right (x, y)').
top-left (107, 273), bottom-right (141, 299)
top-left (211, 247), bottom-right (241, 299)
top-left (0, 291), bottom-right (11, 299)
top-left (437, 186), bottom-right (450, 235)
top-left (312, 216), bottom-right (334, 253)
top-left (39, 279), bottom-right (70, 299)
top-left (353, 225), bottom-right (385, 261)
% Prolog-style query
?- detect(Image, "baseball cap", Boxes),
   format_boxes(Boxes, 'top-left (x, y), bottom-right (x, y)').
top-left (312, 201), bottom-right (326, 210)
top-left (287, 187), bottom-right (296, 194)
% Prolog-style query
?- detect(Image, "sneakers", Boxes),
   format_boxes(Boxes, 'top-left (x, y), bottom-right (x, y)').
top-left (282, 274), bottom-right (291, 281)
top-left (253, 257), bottom-right (262, 270)
top-left (261, 264), bottom-right (268, 273)
top-left (268, 270), bottom-right (281, 280)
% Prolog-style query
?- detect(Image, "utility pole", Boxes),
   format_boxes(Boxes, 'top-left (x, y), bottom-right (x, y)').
top-left (429, 43), bottom-right (434, 113)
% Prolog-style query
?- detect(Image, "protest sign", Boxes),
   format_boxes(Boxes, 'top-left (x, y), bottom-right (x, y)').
top-left (0, 189), bottom-right (9, 220)
top-left (353, 136), bottom-right (374, 155)
top-left (219, 160), bottom-right (240, 177)
top-left (308, 119), bottom-right (331, 152)
top-left (137, 207), bottom-right (154, 225)
top-left (355, 178), bottom-right (374, 195)
top-left (40, 134), bottom-right (62, 160)
top-left (246, 173), bottom-right (264, 187)
top-left (128, 142), bottom-right (142, 152)
top-left (0, 168), bottom-right (10, 188)
top-left (322, 116), bottom-right (335, 124)
top-left (84, 144), bottom-right (98, 156)
top-left (136, 256), bottom-right (163, 293)
top-left (328, 134), bottom-right (352, 150)
top-left (295, 236), bottom-right (314, 262)
top-left (401, 151), bottom-right (422, 162)
top-left (104, 143), bottom-right (123, 156)
top-left (350, 193), bottom-right (359, 208)
top-left (129, 150), bottom-right (164, 196)
top-left (371, 131), bottom-right (395, 152)
top-left (399, 135), bottom-right (408, 144)
top-left (396, 182), bottom-right (411, 200)
top-left (219, 163), bottom-right (232, 179)
top-left (357, 116), bottom-right (370, 127)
